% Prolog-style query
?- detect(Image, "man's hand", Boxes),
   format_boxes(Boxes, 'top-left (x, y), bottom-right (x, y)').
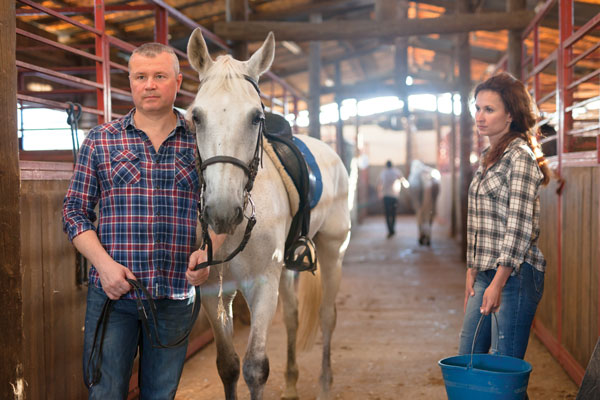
top-left (97, 261), bottom-right (136, 300)
top-left (187, 249), bottom-right (211, 286)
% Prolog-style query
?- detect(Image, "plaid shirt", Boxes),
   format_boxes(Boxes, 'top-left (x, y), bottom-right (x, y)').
top-left (467, 137), bottom-right (546, 274)
top-left (63, 109), bottom-right (199, 300)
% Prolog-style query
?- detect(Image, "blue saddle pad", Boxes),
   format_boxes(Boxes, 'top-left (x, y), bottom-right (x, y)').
top-left (292, 137), bottom-right (322, 209)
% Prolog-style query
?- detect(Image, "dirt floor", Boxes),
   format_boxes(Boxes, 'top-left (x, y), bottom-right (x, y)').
top-left (175, 216), bottom-right (579, 400)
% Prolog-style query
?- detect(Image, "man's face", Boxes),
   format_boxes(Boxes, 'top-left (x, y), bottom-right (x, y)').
top-left (129, 52), bottom-right (182, 115)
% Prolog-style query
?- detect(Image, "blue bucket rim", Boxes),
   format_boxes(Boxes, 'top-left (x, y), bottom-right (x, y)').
top-left (438, 354), bottom-right (533, 375)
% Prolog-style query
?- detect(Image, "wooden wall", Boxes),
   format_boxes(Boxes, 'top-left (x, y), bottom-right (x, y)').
top-left (536, 164), bottom-right (600, 384)
top-left (20, 161), bottom-right (214, 399)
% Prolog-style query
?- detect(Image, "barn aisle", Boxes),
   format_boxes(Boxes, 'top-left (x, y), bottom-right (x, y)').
top-left (176, 216), bottom-right (578, 400)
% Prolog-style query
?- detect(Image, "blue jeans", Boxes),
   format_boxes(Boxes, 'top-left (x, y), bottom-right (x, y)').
top-left (458, 262), bottom-right (544, 359)
top-left (83, 285), bottom-right (196, 400)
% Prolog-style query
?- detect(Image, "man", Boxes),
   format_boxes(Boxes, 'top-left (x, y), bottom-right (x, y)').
top-left (378, 160), bottom-right (403, 238)
top-left (63, 43), bottom-right (222, 399)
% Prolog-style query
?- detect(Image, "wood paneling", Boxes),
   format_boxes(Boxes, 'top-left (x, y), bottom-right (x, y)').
top-left (21, 179), bottom-right (89, 399)
top-left (537, 181), bottom-right (559, 336)
top-left (20, 170), bottom-right (214, 399)
top-left (0, 1), bottom-right (23, 398)
top-left (561, 166), bottom-right (599, 369)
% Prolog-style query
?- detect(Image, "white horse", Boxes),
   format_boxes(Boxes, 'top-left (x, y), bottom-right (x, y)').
top-left (185, 28), bottom-right (351, 400)
top-left (407, 160), bottom-right (440, 246)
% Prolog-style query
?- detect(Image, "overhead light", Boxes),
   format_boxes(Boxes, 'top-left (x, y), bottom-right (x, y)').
top-left (324, 78), bottom-right (334, 87)
top-left (281, 41), bottom-right (302, 55)
top-left (406, 76), bottom-right (413, 86)
top-left (26, 82), bottom-right (53, 92)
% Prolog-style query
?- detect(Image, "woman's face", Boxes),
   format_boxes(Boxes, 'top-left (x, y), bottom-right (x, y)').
top-left (475, 90), bottom-right (512, 147)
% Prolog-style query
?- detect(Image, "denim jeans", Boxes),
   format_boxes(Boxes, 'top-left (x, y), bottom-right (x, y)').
top-left (458, 262), bottom-right (544, 359)
top-left (383, 196), bottom-right (398, 235)
top-left (83, 285), bottom-right (196, 400)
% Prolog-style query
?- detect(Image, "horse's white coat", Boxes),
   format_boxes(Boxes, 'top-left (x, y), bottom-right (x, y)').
top-left (186, 28), bottom-right (350, 400)
top-left (408, 160), bottom-right (440, 246)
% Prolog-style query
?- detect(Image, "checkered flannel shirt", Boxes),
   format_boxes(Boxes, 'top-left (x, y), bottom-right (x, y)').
top-left (466, 137), bottom-right (546, 274)
top-left (62, 109), bottom-right (200, 300)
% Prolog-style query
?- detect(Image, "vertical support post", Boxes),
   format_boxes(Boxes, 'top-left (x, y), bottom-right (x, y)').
top-left (227, 0), bottom-right (248, 61)
top-left (450, 92), bottom-right (458, 238)
top-left (457, 0), bottom-right (473, 257)
top-left (388, 0), bottom-right (411, 175)
top-left (292, 95), bottom-right (299, 134)
top-left (435, 95), bottom-right (441, 168)
top-left (308, 13), bottom-right (322, 139)
top-left (533, 26), bottom-right (540, 102)
top-left (155, 6), bottom-right (169, 44)
top-left (335, 62), bottom-right (345, 165)
top-left (0, 1), bottom-right (24, 398)
top-left (94, 0), bottom-right (110, 123)
top-left (507, 0), bottom-right (525, 78)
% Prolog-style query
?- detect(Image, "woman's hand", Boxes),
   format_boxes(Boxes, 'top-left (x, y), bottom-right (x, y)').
top-left (464, 268), bottom-right (478, 313)
top-left (480, 265), bottom-right (512, 315)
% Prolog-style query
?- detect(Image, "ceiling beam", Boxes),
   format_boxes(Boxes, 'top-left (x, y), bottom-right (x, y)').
top-left (214, 10), bottom-right (535, 41)
top-left (250, 0), bottom-right (374, 21)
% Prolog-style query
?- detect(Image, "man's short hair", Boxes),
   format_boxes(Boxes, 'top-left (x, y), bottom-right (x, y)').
top-left (129, 43), bottom-right (180, 74)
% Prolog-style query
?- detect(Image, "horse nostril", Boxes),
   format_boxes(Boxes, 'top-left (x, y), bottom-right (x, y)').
top-left (234, 206), bottom-right (243, 224)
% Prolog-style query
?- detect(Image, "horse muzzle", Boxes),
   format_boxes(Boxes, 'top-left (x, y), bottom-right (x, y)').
top-left (203, 204), bottom-right (244, 234)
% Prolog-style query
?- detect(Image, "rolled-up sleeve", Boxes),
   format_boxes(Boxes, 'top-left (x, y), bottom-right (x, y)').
top-left (496, 152), bottom-right (541, 272)
top-left (62, 132), bottom-right (99, 241)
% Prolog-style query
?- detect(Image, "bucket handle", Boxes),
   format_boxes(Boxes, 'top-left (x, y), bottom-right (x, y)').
top-left (469, 312), bottom-right (499, 369)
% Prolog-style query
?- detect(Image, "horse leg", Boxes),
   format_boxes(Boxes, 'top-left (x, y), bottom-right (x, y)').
top-left (242, 272), bottom-right (281, 400)
top-left (313, 232), bottom-right (346, 400)
top-left (278, 270), bottom-right (299, 400)
top-left (202, 291), bottom-right (240, 400)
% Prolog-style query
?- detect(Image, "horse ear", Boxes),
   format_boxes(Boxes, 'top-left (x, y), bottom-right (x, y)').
top-left (187, 28), bottom-right (214, 75)
top-left (245, 31), bottom-right (275, 80)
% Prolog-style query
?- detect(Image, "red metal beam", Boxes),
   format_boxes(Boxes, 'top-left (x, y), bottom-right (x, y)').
top-left (16, 3), bottom-right (156, 16)
top-left (17, 60), bottom-right (103, 89)
top-left (522, 0), bottom-right (556, 39)
top-left (16, 28), bottom-right (103, 62)
top-left (17, 93), bottom-right (103, 116)
top-left (17, 0), bottom-right (102, 35)
top-left (563, 12), bottom-right (600, 49)
top-left (155, 6), bottom-right (169, 44)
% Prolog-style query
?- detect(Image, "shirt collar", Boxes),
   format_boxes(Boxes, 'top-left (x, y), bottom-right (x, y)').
top-left (121, 108), bottom-right (191, 135)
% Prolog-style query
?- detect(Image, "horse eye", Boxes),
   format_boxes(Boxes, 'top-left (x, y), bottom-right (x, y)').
top-left (252, 113), bottom-right (264, 126)
top-left (192, 109), bottom-right (203, 125)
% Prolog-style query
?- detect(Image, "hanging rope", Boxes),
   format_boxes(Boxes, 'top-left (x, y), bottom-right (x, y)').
top-left (66, 102), bottom-right (82, 162)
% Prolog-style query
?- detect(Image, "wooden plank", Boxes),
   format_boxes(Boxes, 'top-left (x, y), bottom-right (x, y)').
top-left (20, 182), bottom-right (47, 399)
top-left (214, 10), bottom-right (535, 41)
top-left (0, 1), bottom-right (24, 398)
top-left (40, 180), bottom-right (88, 398)
top-left (562, 167), bottom-right (596, 369)
top-left (537, 182), bottom-right (559, 336)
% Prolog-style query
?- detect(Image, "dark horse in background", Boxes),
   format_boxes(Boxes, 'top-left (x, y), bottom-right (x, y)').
top-left (407, 160), bottom-right (440, 246)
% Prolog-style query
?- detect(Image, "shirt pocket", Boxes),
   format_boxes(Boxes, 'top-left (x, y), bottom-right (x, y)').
top-left (110, 149), bottom-right (141, 186)
top-left (174, 149), bottom-right (199, 191)
top-left (478, 171), bottom-right (505, 200)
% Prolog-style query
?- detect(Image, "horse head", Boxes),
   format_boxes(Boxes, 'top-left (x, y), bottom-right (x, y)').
top-left (186, 28), bottom-right (275, 234)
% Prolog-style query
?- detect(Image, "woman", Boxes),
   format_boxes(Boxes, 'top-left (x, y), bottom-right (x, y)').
top-left (459, 72), bottom-right (551, 360)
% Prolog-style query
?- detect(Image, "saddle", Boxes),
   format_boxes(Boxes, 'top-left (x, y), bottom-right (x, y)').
top-left (264, 113), bottom-right (317, 273)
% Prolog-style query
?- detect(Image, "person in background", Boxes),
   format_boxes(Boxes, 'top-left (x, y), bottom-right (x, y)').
top-left (459, 73), bottom-right (551, 386)
top-left (63, 42), bottom-right (224, 399)
top-left (378, 160), bottom-right (403, 238)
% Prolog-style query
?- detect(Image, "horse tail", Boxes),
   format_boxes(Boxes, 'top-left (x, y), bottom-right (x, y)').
top-left (297, 261), bottom-right (322, 351)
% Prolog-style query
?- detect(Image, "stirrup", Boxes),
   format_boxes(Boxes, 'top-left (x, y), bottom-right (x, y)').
top-left (284, 236), bottom-right (317, 273)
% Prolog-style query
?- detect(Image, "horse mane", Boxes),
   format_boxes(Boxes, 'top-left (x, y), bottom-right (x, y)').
top-left (198, 55), bottom-right (257, 100)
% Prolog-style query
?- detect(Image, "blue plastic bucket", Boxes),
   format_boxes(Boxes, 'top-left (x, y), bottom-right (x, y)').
top-left (438, 314), bottom-right (532, 400)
